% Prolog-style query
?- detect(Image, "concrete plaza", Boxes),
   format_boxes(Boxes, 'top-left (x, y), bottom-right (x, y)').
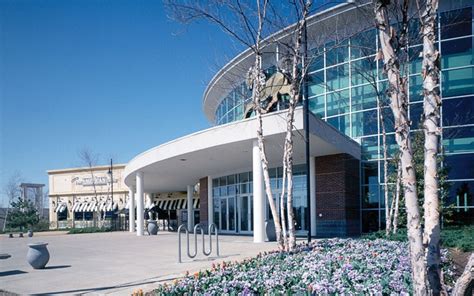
top-left (0, 231), bottom-right (277, 295)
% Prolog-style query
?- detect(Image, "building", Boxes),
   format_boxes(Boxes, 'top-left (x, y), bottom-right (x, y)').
top-left (52, 0), bottom-right (473, 238)
top-left (48, 164), bottom-right (129, 229)
top-left (47, 164), bottom-right (199, 230)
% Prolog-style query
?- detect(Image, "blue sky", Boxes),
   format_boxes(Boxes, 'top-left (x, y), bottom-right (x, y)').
top-left (0, 0), bottom-right (241, 204)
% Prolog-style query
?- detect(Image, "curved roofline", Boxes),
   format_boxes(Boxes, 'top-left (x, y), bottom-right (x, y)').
top-left (202, 1), bottom-right (368, 123)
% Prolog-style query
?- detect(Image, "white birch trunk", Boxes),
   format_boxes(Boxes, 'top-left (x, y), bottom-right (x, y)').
top-left (279, 161), bottom-right (288, 250)
top-left (393, 160), bottom-right (402, 234)
top-left (453, 253), bottom-right (474, 296)
top-left (253, 56), bottom-right (285, 250)
top-left (421, 0), bottom-right (442, 293)
top-left (374, 1), bottom-right (427, 294)
top-left (380, 103), bottom-right (391, 235)
top-left (282, 1), bottom-right (311, 252)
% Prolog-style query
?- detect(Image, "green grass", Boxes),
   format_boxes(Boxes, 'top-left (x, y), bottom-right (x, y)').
top-left (362, 225), bottom-right (474, 252)
top-left (67, 227), bottom-right (112, 234)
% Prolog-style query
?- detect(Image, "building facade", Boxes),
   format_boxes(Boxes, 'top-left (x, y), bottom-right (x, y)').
top-left (48, 165), bottom-right (129, 229)
top-left (122, 0), bottom-right (473, 240)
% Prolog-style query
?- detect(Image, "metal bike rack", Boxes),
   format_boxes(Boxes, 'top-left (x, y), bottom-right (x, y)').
top-left (178, 223), bottom-right (219, 263)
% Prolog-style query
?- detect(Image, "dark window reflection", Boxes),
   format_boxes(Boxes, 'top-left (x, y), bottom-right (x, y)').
top-left (362, 210), bottom-right (379, 232)
top-left (440, 7), bottom-right (472, 39)
top-left (445, 153), bottom-right (474, 179)
top-left (443, 97), bottom-right (474, 126)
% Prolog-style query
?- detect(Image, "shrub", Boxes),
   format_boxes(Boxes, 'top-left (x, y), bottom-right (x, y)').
top-left (67, 227), bottom-right (112, 234)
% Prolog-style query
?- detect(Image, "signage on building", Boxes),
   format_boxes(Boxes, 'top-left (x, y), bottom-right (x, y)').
top-left (72, 176), bottom-right (117, 186)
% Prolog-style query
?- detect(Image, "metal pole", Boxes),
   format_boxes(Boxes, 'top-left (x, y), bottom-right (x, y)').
top-left (110, 159), bottom-right (113, 206)
top-left (302, 17), bottom-right (311, 243)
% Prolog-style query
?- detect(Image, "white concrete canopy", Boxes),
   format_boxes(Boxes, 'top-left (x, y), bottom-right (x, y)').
top-left (124, 108), bottom-right (360, 194)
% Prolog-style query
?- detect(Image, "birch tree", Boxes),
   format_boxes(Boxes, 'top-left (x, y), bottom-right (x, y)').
top-left (419, 0), bottom-right (442, 293)
top-left (78, 148), bottom-right (103, 224)
top-left (373, 0), bottom-right (427, 294)
top-left (165, 0), bottom-right (287, 250)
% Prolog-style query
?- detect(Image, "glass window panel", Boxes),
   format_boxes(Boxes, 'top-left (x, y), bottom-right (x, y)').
top-left (351, 57), bottom-right (377, 86)
top-left (228, 197), bottom-right (235, 231)
top-left (442, 67), bottom-right (474, 97)
top-left (326, 39), bottom-right (349, 66)
top-left (351, 29), bottom-right (376, 59)
top-left (441, 37), bottom-right (473, 69)
top-left (309, 47), bottom-right (324, 72)
top-left (443, 126), bottom-right (474, 153)
top-left (443, 97), bottom-right (474, 126)
top-left (361, 136), bottom-right (380, 160)
top-left (308, 71), bottom-right (325, 96)
top-left (351, 84), bottom-right (378, 111)
top-left (362, 185), bottom-right (380, 208)
top-left (407, 14), bottom-right (425, 45)
top-left (309, 95), bottom-right (325, 117)
top-left (410, 103), bottom-right (423, 129)
top-left (447, 181), bottom-right (474, 208)
top-left (219, 176), bottom-right (227, 186)
top-left (326, 90), bottom-right (349, 116)
top-left (409, 74), bottom-right (423, 102)
top-left (220, 199), bottom-right (227, 230)
top-left (327, 115), bottom-right (350, 136)
top-left (326, 64), bottom-right (349, 91)
top-left (440, 7), bottom-right (472, 39)
top-left (239, 172), bottom-right (249, 183)
top-left (445, 153), bottom-right (474, 179)
top-left (362, 210), bottom-right (380, 232)
top-left (385, 134), bottom-right (399, 158)
top-left (409, 46), bottom-right (423, 74)
top-left (381, 107), bottom-right (395, 133)
top-left (380, 159), bottom-right (399, 183)
top-left (362, 161), bottom-right (379, 185)
top-left (352, 110), bottom-right (378, 137)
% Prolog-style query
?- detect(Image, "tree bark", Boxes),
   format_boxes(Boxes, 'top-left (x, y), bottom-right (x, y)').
top-left (374, 1), bottom-right (427, 294)
top-left (393, 160), bottom-right (402, 234)
top-left (420, 0), bottom-right (442, 294)
top-left (453, 253), bottom-right (474, 296)
top-left (380, 102), bottom-right (391, 235)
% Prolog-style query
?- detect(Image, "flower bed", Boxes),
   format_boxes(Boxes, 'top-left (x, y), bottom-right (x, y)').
top-left (156, 238), bottom-right (454, 295)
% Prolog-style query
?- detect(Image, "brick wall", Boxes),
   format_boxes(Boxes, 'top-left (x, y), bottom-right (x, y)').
top-left (315, 153), bottom-right (361, 237)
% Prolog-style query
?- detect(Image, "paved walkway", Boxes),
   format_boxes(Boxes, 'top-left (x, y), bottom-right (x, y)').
top-left (0, 231), bottom-right (277, 295)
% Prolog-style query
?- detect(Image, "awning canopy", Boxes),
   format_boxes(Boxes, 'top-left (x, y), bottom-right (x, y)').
top-left (72, 201), bottom-right (117, 213)
top-left (156, 198), bottom-right (200, 210)
top-left (55, 203), bottom-right (67, 213)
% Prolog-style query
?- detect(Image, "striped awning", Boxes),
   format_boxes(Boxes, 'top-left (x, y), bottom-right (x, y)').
top-left (156, 199), bottom-right (199, 210)
top-left (72, 201), bottom-right (117, 212)
top-left (55, 202), bottom-right (67, 213)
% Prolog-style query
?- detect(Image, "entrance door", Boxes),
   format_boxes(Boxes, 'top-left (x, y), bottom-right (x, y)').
top-left (220, 197), bottom-right (237, 233)
top-left (238, 195), bottom-right (252, 233)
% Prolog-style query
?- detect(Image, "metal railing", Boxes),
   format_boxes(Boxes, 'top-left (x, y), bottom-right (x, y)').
top-left (178, 223), bottom-right (219, 263)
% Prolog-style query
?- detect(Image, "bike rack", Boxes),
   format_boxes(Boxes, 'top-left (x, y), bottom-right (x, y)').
top-left (178, 223), bottom-right (219, 263)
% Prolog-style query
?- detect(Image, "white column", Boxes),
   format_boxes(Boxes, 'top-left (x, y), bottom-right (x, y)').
top-left (252, 140), bottom-right (265, 243)
top-left (128, 186), bottom-right (135, 233)
top-left (136, 171), bottom-right (144, 236)
top-left (310, 156), bottom-right (317, 237)
top-left (207, 176), bottom-right (213, 226)
top-left (187, 185), bottom-right (194, 230)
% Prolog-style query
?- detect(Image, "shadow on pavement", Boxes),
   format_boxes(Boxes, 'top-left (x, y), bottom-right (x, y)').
top-left (43, 265), bottom-right (71, 270)
top-left (29, 275), bottom-right (176, 295)
top-left (0, 270), bottom-right (28, 277)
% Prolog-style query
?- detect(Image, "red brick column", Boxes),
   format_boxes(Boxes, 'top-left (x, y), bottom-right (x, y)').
top-left (199, 177), bottom-right (209, 229)
top-left (315, 154), bottom-right (360, 237)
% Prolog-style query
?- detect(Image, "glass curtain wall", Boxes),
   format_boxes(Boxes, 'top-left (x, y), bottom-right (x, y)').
top-left (212, 164), bottom-right (308, 234)
top-left (213, 6), bottom-right (474, 232)
top-left (306, 7), bottom-right (474, 231)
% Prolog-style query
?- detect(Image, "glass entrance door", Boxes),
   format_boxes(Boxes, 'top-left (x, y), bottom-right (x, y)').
top-left (220, 197), bottom-right (236, 233)
top-left (238, 195), bottom-right (253, 233)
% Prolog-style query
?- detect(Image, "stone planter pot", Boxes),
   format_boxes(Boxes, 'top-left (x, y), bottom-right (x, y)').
top-left (27, 230), bottom-right (33, 237)
top-left (27, 242), bottom-right (50, 269)
top-left (147, 220), bottom-right (158, 235)
top-left (265, 220), bottom-right (276, 242)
